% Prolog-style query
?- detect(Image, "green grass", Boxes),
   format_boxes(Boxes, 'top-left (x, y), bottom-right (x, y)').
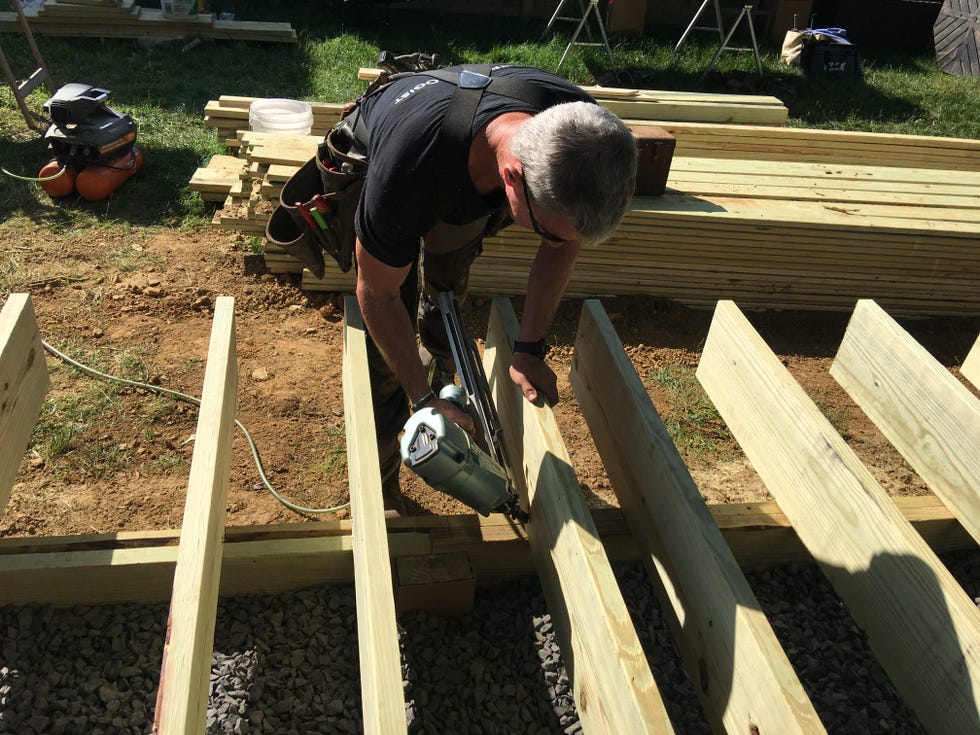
top-left (315, 422), bottom-right (348, 476)
top-left (1, 3), bottom-right (976, 243)
top-left (31, 343), bottom-right (165, 476)
top-left (648, 364), bottom-right (732, 455)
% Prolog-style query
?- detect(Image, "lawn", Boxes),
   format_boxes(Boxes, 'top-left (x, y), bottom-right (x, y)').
top-left (0, 0), bottom-right (977, 231)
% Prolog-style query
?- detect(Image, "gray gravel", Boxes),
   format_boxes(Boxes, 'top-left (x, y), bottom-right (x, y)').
top-left (0, 550), bottom-right (976, 733)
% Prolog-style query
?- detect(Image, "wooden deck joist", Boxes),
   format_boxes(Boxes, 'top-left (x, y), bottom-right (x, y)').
top-left (569, 300), bottom-right (825, 734)
top-left (486, 297), bottom-right (675, 734)
top-left (0, 294), bottom-right (50, 514)
top-left (831, 300), bottom-right (980, 545)
top-left (697, 300), bottom-right (980, 735)
top-left (154, 297), bottom-right (238, 735)
top-left (343, 297), bottom-right (408, 734)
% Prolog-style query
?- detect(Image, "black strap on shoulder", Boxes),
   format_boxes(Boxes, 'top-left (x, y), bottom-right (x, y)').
top-left (348, 65), bottom-right (555, 220)
top-left (426, 64), bottom-right (554, 220)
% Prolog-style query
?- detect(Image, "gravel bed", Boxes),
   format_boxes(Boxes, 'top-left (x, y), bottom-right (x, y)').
top-left (0, 551), bottom-right (976, 733)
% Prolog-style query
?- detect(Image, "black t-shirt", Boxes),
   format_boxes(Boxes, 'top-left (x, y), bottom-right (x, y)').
top-left (354, 64), bottom-right (594, 268)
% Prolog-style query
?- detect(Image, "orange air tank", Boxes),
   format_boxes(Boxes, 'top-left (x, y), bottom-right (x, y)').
top-left (39, 160), bottom-right (81, 198)
top-left (75, 146), bottom-right (144, 202)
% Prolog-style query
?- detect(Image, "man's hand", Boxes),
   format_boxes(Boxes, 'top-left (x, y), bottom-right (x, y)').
top-left (419, 396), bottom-right (476, 435)
top-left (509, 351), bottom-right (559, 406)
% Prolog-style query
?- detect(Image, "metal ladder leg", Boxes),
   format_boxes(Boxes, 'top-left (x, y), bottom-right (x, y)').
top-left (0, 0), bottom-right (55, 131)
top-left (700, 5), bottom-right (764, 79)
top-left (674, 0), bottom-right (725, 52)
top-left (555, 1), bottom-right (615, 72)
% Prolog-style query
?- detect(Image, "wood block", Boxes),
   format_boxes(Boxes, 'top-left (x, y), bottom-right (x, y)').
top-left (606, 0), bottom-right (646, 35)
top-left (394, 551), bottom-right (475, 615)
top-left (633, 125), bottom-right (676, 196)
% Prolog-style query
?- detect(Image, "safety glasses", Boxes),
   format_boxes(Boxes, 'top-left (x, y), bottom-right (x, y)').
top-left (519, 171), bottom-right (568, 245)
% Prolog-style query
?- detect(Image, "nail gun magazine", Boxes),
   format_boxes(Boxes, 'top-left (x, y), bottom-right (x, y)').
top-left (399, 292), bottom-right (528, 523)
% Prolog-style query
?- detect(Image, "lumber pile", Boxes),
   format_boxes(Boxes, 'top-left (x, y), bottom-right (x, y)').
top-left (356, 67), bottom-right (790, 125)
top-left (192, 96), bottom-right (980, 316)
top-left (0, 1), bottom-right (297, 43)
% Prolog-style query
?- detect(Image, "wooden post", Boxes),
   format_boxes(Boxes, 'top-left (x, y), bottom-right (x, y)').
top-left (962, 334), bottom-right (980, 389)
top-left (831, 299), bottom-right (980, 544)
top-left (570, 299), bottom-right (825, 734)
top-left (342, 296), bottom-right (407, 735)
top-left (153, 297), bottom-right (238, 735)
top-left (0, 294), bottom-right (50, 513)
top-left (697, 300), bottom-right (980, 735)
top-left (485, 296), bottom-right (674, 735)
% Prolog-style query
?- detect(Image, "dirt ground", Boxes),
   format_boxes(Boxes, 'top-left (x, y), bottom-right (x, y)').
top-left (3, 224), bottom-right (979, 539)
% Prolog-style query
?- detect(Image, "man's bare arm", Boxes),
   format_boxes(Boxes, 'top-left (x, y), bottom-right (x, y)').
top-left (355, 238), bottom-right (475, 432)
top-left (510, 240), bottom-right (581, 404)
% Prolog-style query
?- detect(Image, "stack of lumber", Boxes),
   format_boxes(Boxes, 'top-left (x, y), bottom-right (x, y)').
top-left (204, 96), bottom-right (345, 145)
top-left (191, 100), bottom-right (980, 316)
top-left (655, 121), bottom-right (980, 171)
top-left (356, 67), bottom-right (790, 125)
top-left (0, 0), bottom-right (297, 43)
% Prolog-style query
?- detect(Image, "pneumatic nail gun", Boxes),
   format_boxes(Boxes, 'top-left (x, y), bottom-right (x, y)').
top-left (399, 292), bottom-right (528, 523)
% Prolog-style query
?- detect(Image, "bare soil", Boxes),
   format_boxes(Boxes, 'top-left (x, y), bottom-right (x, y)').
top-left (4, 224), bottom-right (979, 538)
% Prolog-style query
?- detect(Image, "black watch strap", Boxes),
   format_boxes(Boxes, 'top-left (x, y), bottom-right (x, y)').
top-left (513, 339), bottom-right (549, 359)
top-left (410, 389), bottom-right (437, 413)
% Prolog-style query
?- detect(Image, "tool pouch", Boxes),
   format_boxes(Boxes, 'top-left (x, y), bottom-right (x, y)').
top-left (265, 119), bottom-right (367, 279)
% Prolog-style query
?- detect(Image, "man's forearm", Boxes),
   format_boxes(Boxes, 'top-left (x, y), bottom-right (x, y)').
top-left (519, 241), bottom-right (581, 341)
top-left (357, 287), bottom-right (432, 403)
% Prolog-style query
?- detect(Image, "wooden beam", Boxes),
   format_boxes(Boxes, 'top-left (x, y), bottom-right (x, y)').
top-left (342, 296), bottom-right (406, 735)
top-left (569, 299), bottom-right (824, 734)
top-left (485, 297), bottom-right (674, 734)
top-left (0, 294), bottom-right (50, 513)
top-left (962, 335), bottom-right (980, 389)
top-left (154, 297), bottom-right (238, 735)
top-left (0, 497), bottom-right (969, 607)
top-left (830, 300), bottom-right (980, 544)
top-left (696, 300), bottom-right (980, 735)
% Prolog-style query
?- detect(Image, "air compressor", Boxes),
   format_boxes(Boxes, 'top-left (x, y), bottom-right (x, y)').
top-left (37, 83), bottom-right (142, 201)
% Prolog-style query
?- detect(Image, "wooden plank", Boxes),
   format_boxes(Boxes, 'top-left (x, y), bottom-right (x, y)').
top-left (342, 296), bottom-right (406, 735)
top-left (830, 300), bottom-right (980, 545)
top-left (485, 296), bottom-right (674, 734)
top-left (0, 533), bottom-right (434, 607)
top-left (696, 300), bottom-right (980, 735)
top-left (153, 297), bottom-right (238, 735)
top-left (0, 497), bottom-right (970, 606)
top-left (0, 294), bottom-right (50, 514)
top-left (569, 299), bottom-right (824, 734)
top-left (963, 335), bottom-right (980, 389)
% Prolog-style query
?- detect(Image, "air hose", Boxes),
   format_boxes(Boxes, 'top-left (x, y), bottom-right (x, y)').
top-left (40, 340), bottom-right (350, 516)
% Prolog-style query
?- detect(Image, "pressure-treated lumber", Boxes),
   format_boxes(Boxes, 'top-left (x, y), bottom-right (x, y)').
top-left (0, 496), bottom-right (970, 606)
top-left (485, 297), bottom-right (674, 734)
top-left (569, 299), bottom-right (824, 735)
top-left (830, 300), bottom-right (980, 545)
top-left (696, 300), bottom-right (980, 735)
top-left (354, 67), bottom-right (788, 125)
top-left (154, 297), bottom-right (238, 735)
top-left (0, 6), bottom-right (297, 42)
top-left (342, 296), bottom-right (407, 735)
top-left (963, 336), bottom-right (980, 389)
top-left (0, 294), bottom-right (50, 514)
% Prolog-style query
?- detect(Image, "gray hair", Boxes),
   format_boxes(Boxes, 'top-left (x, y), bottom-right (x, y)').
top-left (510, 101), bottom-right (637, 246)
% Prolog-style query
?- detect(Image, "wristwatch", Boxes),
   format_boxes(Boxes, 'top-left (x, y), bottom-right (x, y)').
top-left (410, 389), bottom-right (437, 413)
top-left (513, 339), bottom-right (550, 360)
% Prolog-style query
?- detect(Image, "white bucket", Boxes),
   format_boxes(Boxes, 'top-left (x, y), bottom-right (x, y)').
top-left (249, 98), bottom-right (314, 136)
top-left (161, 0), bottom-right (197, 19)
